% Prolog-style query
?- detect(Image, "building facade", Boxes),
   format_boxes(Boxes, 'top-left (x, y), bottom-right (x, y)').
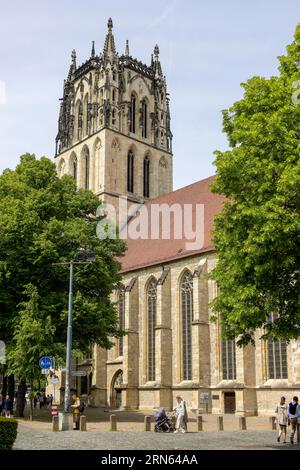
top-left (53, 20), bottom-right (300, 416)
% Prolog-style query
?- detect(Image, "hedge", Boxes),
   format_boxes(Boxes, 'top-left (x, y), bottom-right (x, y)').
top-left (0, 417), bottom-right (18, 450)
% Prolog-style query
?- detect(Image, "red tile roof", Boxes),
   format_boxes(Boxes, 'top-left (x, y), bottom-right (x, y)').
top-left (119, 175), bottom-right (225, 273)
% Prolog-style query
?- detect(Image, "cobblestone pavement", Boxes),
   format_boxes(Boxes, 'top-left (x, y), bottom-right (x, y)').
top-left (14, 422), bottom-right (299, 450)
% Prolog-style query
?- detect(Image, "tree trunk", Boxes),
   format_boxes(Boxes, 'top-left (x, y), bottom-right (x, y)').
top-left (15, 380), bottom-right (26, 418)
top-left (29, 379), bottom-right (33, 421)
top-left (1, 373), bottom-right (7, 400)
top-left (7, 374), bottom-right (15, 401)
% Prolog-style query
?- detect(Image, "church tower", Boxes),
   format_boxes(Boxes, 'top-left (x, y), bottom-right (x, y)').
top-left (55, 19), bottom-right (173, 211)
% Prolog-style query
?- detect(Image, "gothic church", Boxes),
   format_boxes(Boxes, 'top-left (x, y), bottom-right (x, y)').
top-left (54, 19), bottom-right (300, 416)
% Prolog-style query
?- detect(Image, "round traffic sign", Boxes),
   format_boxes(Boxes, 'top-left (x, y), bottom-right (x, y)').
top-left (39, 356), bottom-right (53, 369)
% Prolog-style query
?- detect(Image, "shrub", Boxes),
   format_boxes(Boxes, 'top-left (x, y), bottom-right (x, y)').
top-left (0, 417), bottom-right (18, 450)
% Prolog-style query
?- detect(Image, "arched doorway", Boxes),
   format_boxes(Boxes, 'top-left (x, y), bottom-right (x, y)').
top-left (111, 370), bottom-right (123, 409)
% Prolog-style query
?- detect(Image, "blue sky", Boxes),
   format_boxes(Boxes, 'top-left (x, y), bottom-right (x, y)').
top-left (0, 0), bottom-right (299, 189)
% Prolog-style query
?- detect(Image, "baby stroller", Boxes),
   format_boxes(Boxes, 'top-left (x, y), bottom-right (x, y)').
top-left (154, 408), bottom-right (175, 433)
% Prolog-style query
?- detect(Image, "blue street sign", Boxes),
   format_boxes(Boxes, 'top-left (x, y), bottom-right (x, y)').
top-left (39, 356), bottom-right (53, 369)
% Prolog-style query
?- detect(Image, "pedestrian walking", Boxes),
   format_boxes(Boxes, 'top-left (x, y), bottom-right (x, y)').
top-left (39, 392), bottom-right (44, 409)
top-left (46, 395), bottom-right (51, 407)
top-left (71, 394), bottom-right (83, 430)
top-left (288, 396), bottom-right (300, 444)
top-left (275, 396), bottom-right (289, 443)
top-left (43, 392), bottom-right (47, 408)
top-left (174, 396), bottom-right (188, 433)
top-left (3, 395), bottom-right (13, 418)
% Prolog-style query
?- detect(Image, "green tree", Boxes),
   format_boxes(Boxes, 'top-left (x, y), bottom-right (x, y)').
top-left (7, 285), bottom-right (55, 420)
top-left (210, 25), bottom-right (300, 345)
top-left (0, 154), bottom-right (125, 415)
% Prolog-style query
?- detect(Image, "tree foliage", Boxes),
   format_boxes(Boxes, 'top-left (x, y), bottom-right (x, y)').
top-left (210, 25), bottom-right (300, 345)
top-left (0, 154), bottom-right (125, 376)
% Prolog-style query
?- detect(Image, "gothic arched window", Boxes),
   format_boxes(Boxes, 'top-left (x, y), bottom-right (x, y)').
top-left (221, 327), bottom-right (237, 380)
top-left (267, 313), bottom-right (288, 379)
top-left (72, 157), bottom-right (77, 182)
top-left (83, 148), bottom-right (90, 190)
top-left (118, 286), bottom-right (125, 357)
top-left (142, 99), bottom-right (147, 138)
top-left (83, 95), bottom-right (89, 136)
top-left (127, 150), bottom-right (134, 193)
top-left (130, 94), bottom-right (136, 134)
top-left (76, 100), bottom-right (83, 141)
top-left (147, 279), bottom-right (157, 381)
top-left (181, 271), bottom-right (193, 381)
top-left (143, 155), bottom-right (150, 198)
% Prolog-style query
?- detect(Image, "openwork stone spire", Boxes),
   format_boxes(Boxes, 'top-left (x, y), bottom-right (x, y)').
top-left (125, 40), bottom-right (130, 56)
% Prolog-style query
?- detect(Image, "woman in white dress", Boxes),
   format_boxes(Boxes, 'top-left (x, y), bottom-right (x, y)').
top-left (174, 396), bottom-right (188, 433)
top-left (275, 396), bottom-right (289, 443)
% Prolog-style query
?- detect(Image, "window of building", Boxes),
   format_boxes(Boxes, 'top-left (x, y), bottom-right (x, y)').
top-left (267, 314), bottom-right (288, 379)
top-left (112, 109), bottom-right (116, 126)
top-left (181, 271), bottom-right (193, 381)
top-left (142, 99), bottom-right (147, 138)
top-left (221, 331), bottom-right (237, 380)
top-left (112, 89), bottom-right (116, 103)
top-left (119, 286), bottom-right (125, 357)
top-left (143, 155), bottom-right (150, 198)
top-left (147, 279), bottom-right (157, 381)
top-left (130, 94), bottom-right (136, 134)
top-left (86, 99), bottom-right (89, 135)
top-left (267, 340), bottom-right (288, 379)
top-left (83, 149), bottom-right (90, 190)
top-left (72, 157), bottom-right (77, 181)
top-left (127, 150), bottom-right (134, 193)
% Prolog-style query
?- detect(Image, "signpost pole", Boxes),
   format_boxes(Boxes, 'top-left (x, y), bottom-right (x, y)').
top-left (53, 357), bottom-right (56, 404)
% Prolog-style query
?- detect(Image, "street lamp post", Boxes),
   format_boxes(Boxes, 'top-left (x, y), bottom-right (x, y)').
top-left (64, 260), bottom-right (74, 413)
top-left (54, 250), bottom-right (96, 427)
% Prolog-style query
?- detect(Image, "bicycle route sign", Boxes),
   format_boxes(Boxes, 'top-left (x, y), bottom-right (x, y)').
top-left (39, 356), bottom-right (53, 369)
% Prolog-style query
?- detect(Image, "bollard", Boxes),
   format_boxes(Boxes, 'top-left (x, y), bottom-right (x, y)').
top-left (110, 414), bottom-right (117, 432)
top-left (197, 415), bottom-right (203, 432)
top-left (217, 416), bottom-right (224, 431)
top-left (52, 416), bottom-right (59, 432)
top-left (239, 417), bottom-right (247, 431)
top-left (80, 415), bottom-right (87, 432)
top-left (144, 416), bottom-right (151, 432)
top-left (269, 416), bottom-right (276, 430)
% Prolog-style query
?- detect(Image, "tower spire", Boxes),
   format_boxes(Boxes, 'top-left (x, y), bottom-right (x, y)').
top-left (153, 44), bottom-right (162, 77)
top-left (71, 49), bottom-right (77, 69)
top-left (67, 49), bottom-right (77, 81)
top-left (91, 40), bottom-right (95, 58)
top-left (125, 40), bottom-right (130, 57)
top-left (103, 17), bottom-right (116, 57)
